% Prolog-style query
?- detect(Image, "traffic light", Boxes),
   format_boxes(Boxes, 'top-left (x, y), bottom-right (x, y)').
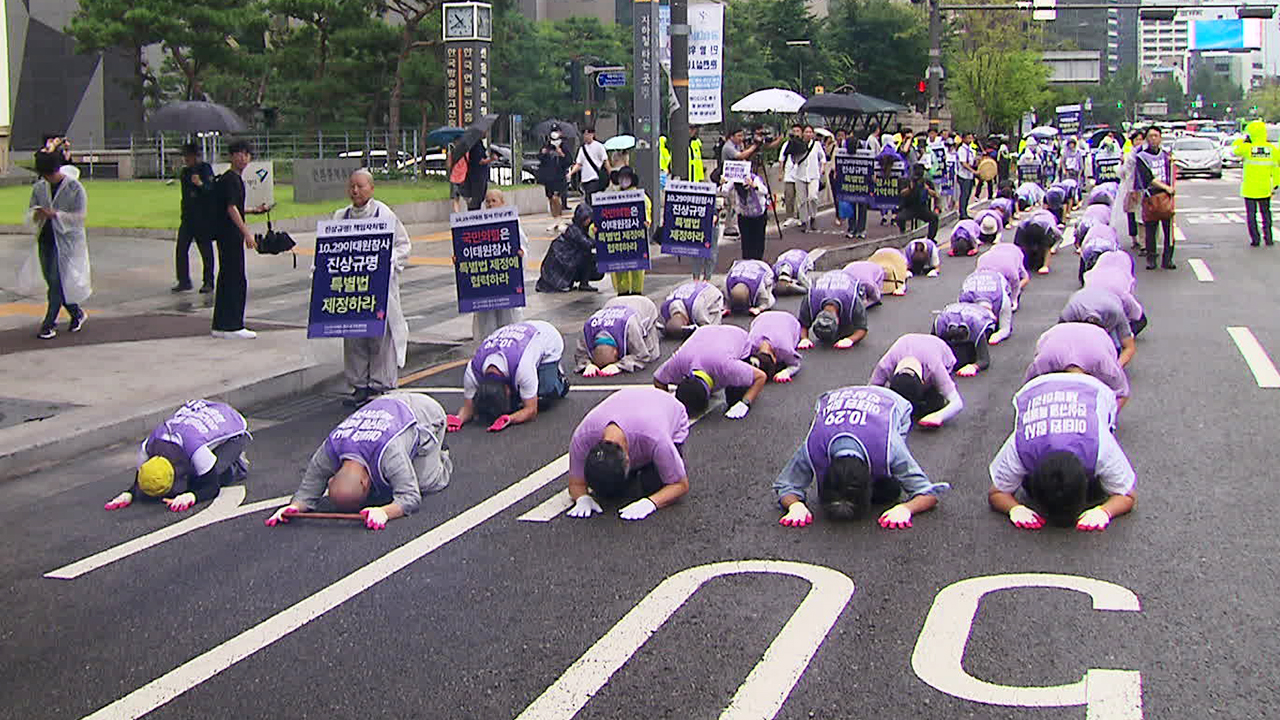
top-left (562, 61), bottom-right (583, 102)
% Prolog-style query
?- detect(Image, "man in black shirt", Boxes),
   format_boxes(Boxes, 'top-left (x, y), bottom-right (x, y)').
top-left (212, 139), bottom-right (270, 339)
top-left (174, 142), bottom-right (217, 293)
top-left (465, 131), bottom-right (494, 211)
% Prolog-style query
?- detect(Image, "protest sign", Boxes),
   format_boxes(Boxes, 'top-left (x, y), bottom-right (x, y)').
top-left (834, 150), bottom-right (874, 205)
top-left (308, 217), bottom-right (394, 339)
top-left (661, 180), bottom-right (717, 258)
top-left (451, 206), bottom-right (527, 313)
top-left (592, 190), bottom-right (651, 272)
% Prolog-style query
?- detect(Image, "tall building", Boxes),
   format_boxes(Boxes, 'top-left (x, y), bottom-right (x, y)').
top-left (1043, 0), bottom-right (1138, 79)
top-left (1139, 3), bottom-right (1273, 94)
top-left (3, 0), bottom-right (144, 150)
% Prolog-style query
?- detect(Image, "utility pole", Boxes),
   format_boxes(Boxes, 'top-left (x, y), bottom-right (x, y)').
top-left (633, 0), bottom-right (661, 199)
top-left (670, 0), bottom-right (690, 181)
top-left (928, 0), bottom-right (942, 125)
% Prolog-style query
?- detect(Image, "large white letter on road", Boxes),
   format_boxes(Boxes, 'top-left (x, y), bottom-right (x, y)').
top-left (911, 573), bottom-right (1142, 719)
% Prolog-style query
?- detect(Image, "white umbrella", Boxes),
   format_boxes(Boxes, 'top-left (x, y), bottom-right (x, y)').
top-left (1029, 126), bottom-right (1059, 139)
top-left (731, 88), bottom-right (807, 114)
top-left (604, 135), bottom-right (636, 151)
top-left (813, 127), bottom-right (834, 139)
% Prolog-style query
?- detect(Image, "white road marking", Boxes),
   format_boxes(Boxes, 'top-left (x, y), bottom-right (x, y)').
top-left (1172, 225), bottom-right (1186, 243)
top-left (45, 488), bottom-right (291, 580)
top-left (1187, 258), bottom-right (1214, 282)
top-left (911, 573), bottom-right (1141, 718)
top-left (79, 455), bottom-right (571, 720)
top-left (1227, 326), bottom-right (1280, 388)
top-left (515, 560), bottom-right (855, 720)
top-left (517, 489), bottom-right (573, 522)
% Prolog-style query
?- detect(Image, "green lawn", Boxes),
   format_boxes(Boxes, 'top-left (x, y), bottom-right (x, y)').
top-left (0, 179), bottom-right (458, 229)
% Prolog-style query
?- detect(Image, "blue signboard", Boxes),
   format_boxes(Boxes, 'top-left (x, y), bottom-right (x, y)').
top-left (661, 180), bottom-right (717, 258)
top-left (596, 71), bottom-right (627, 88)
top-left (834, 150), bottom-right (874, 206)
top-left (871, 157), bottom-right (908, 212)
top-left (592, 189), bottom-right (651, 272)
top-left (451, 206), bottom-right (527, 313)
top-left (308, 218), bottom-right (394, 339)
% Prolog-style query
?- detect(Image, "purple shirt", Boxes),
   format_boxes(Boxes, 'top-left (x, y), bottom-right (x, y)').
top-left (1080, 225), bottom-right (1121, 257)
top-left (1087, 182), bottom-right (1118, 206)
top-left (1082, 203), bottom-right (1112, 226)
top-left (773, 249), bottom-right (813, 280)
top-left (976, 243), bottom-right (1028, 293)
top-left (569, 387), bottom-right (690, 484)
top-left (1025, 322), bottom-right (1130, 398)
top-left (805, 386), bottom-right (898, 483)
top-left (951, 220), bottom-right (982, 244)
top-left (806, 272), bottom-right (864, 326)
top-left (653, 324), bottom-right (757, 388)
top-left (869, 333), bottom-right (958, 398)
top-left (145, 400), bottom-right (250, 468)
top-left (324, 395), bottom-right (419, 496)
top-left (661, 280), bottom-right (713, 321)
top-left (583, 304), bottom-right (635, 357)
top-left (842, 261), bottom-right (885, 296)
top-left (934, 302), bottom-right (997, 343)
top-left (1024, 209), bottom-right (1059, 232)
top-left (747, 310), bottom-right (802, 370)
top-left (990, 198), bottom-right (1015, 222)
top-left (1084, 253), bottom-right (1142, 322)
top-left (725, 259), bottom-right (773, 302)
top-left (1013, 375), bottom-right (1103, 478)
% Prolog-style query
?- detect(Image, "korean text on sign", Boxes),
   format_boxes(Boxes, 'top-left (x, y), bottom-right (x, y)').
top-left (660, 180), bottom-right (717, 259)
top-left (833, 151), bottom-right (874, 206)
top-left (308, 218), bottom-right (394, 339)
top-left (592, 190), bottom-right (651, 273)
top-left (451, 205), bottom-right (527, 313)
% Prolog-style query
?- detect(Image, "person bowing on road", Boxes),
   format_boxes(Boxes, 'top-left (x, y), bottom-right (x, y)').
top-left (868, 333), bottom-right (964, 428)
top-left (772, 248), bottom-right (815, 295)
top-left (1083, 251), bottom-right (1146, 337)
top-left (934, 301), bottom-right (998, 377)
top-left (564, 387), bottom-right (690, 522)
top-left (1012, 209), bottom-right (1063, 275)
top-left (266, 393), bottom-right (451, 531)
top-left (841, 260), bottom-right (886, 307)
top-left (773, 385), bottom-right (950, 529)
top-left (659, 279), bottom-right (725, 338)
top-left (798, 271), bottom-right (869, 350)
top-left (653, 324), bottom-right (768, 420)
top-left (1025, 322), bottom-right (1130, 411)
top-left (905, 237), bottom-right (942, 277)
top-left (746, 310), bottom-right (804, 384)
top-left (105, 399), bottom-right (251, 513)
top-left (958, 268), bottom-right (1015, 344)
top-left (449, 320), bottom-right (570, 432)
top-left (1057, 286), bottom-right (1138, 368)
top-left (987, 372), bottom-right (1135, 532)
top-left (574, 294), bottom-right (662, 377)
top-left (975, 242), bottom-right (1030, 311)
top-left (723, 258), bottom-right (776, 316)
top-left (948, 218), bottom-right (984, 258)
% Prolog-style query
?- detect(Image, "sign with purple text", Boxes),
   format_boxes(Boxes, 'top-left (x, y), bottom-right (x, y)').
top-left (451, 206), bottom-right (527, 313)
top-left (308, 218), bottom-right (394, 339)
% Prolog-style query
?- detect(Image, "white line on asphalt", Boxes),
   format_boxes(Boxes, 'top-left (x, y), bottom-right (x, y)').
top-left (1227, 327), bottom-right (1280, 388)
top-left (515, 560), bottom-right (854, 720)
top-left (1187, 258), bottom-right (1214, 282)
top-left (1173, 225), bottom-right (1187, 243)
top-left (45, 489), bottom-right (292, 580)
top-left (79, 455), bottom-right (571, 720)
top-left (517, 489), bottom-right (573, 522)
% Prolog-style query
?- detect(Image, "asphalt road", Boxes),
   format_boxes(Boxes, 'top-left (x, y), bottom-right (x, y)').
top-left (3, 172), bottom-right (1278, 719)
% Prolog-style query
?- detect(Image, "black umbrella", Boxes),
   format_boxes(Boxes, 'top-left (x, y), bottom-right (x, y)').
top-left (148, 101), bottom-right (249, 134)
top-left (532, 119), bottom-right (579, 143)
top-left (450, 114), bottom-right (499, 162)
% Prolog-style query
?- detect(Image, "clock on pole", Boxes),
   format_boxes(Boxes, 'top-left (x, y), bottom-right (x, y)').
top-left (442, 2), bottom-right (493, 128)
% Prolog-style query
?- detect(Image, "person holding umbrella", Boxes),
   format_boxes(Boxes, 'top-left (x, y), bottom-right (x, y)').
top-left (451, 115), bottom-right (498, 211)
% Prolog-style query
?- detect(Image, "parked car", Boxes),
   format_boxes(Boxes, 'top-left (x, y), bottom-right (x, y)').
top-left (416, 145), bottom-right (538, 185)
top-left (337, 149), bottom-right (423, 174)
top-left (1172, 136), bottom-right (1223, 178)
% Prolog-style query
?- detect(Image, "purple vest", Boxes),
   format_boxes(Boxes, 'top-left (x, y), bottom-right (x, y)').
top-left (773, 249), bottom-right (811, 280)
top-left (146, 400), bottom-right (249, 460)
top-left (583, 305), bottom-right (634, 357)
top-left (1045, 186), bottom-right (1066, 207)
top-left (806, 386), bottom-right (896, 483)
top-left (1013, 377), bottom-right (1101, 477)
top-left (1025, 209), bottom-right (1058, 232)
top-left (726, 260), bottom-right (772, 302)
top-left (958, 270), bottom-right (1007, 318)
top-left (950, 220), bottom-right (981, 243)
top-left (1087, 183), bottom-right (1118, 206)
top-left (1135, 149), bottom-right (1171, 190)
top-left (842, 261), bottom-right (884, 291)
top-left (990, 198), bottom-right (1015, 222)
top-left (662, 281), bottom-right (710, 320)
top-left (934, 302), bottom-right (997, 343)
top-left (1080, 225), bottom-right (1120, 256)
top-left (470, 322), bottom-right (539, 391)
top-left (907, 238), bottom-right (939, 258)
top-left (808, 272), bottom-right (861, 325)
top-left (324, 395), bottom-right (418, 496)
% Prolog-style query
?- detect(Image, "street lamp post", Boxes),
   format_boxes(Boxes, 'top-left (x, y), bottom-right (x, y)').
top-left (786, 39), bottom-right (811, 94)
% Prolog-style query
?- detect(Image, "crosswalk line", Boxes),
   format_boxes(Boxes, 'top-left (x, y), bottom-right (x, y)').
top-left (1227, 326), bottom-right (1280, 388)
top-left (1187, 258), bottom-right (1214, 282)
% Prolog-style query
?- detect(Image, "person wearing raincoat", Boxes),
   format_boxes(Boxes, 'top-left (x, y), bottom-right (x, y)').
top-left (1232, 120), bottom-right (1280, 247)
top-left (22, 149), bottom-right (90, 340)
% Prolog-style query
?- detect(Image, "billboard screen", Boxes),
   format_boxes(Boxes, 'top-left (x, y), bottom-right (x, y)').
top-left (1190, 19), bottom-right (1263, 51)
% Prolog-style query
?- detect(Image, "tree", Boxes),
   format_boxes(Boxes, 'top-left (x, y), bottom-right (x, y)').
top-left (825, 0), bottom-right (928, 106)
top-left (67, 0), bottom-right (162, 125)
top-left (725, 0), bottom-right (829, 95)
top-left (267, 0), bottom-right (380, 131)
top-left (945, 2), bottom-right (1050, 135)
top-left (1140, 76), bottom-right (1186, 117)
top-left (383, 0), bottom-right (443, 162)
top-left (1246, 81), bottom-right (1280, 122)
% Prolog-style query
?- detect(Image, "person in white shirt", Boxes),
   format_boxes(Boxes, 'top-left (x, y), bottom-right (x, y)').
top-left (777, 124), bottom-right (804, 226)
top-left (956, 132), bottom-right (977, 219)
top-left (794, 125), bottom-right (828, 233)
top-left (568, 127), bottom-right (611, 204)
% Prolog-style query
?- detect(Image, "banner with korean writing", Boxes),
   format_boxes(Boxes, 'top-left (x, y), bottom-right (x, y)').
top-left (940, 155), bottom-right (956, 196)
top-left (658, 3), bottom-right (724, 124)
top-left (308, 218), bottom-right (394, 339)
top-left (834, 150), bottom-right (874, 205)
top-left (661, 180), bottom-right (717, 258)
top-left (1094, 155), bottom-right (1121, 183)
top-left (1056, 104), bottom-right (1082, 135)
top-left (451, 206), bottom-right (527, 313)
top-left (592, 190), bottom-right (651, 272)
top-left (721, 160), bottom-right (750, 185)
top-left (1018, 161), bottom-right (1043, 184)
top-left (871, 159), bottom-right (907, 211)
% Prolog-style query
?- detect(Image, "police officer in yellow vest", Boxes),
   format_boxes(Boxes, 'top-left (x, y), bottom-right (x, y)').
top-left (659, 128), bottom-right (705, 182)
top-left (1233, 120), bottom-right (1280, 247)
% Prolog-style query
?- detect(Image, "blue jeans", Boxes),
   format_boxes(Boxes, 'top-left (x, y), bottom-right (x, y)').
top-left (535, 361), bottom-right (569, 409)
top-left (38, 235), bottom-right (81, 331)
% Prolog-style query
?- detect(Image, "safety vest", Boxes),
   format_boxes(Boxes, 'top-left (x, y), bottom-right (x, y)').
top-left (658, 136), bottom-right (704, 181)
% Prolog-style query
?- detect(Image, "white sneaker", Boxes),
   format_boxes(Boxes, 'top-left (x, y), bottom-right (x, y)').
top-left (213, 328), bottom-right (257, 339)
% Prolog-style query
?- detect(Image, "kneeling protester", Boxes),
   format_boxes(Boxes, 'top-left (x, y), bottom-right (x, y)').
top-left (653, 325), bottom-right (767, 419)
top-left (565, 387), bottom-right (690, 521)
top-left (267, 393), bottom-right (452, 530)
top-left (575, 295), bottom-right (662, 377)
top-left (723, 258), bottom-right (777, 316)
top-left (772, 248), bottom-right (815, 295)
top-left (869, 333), bottom-right (963, 427)
top-left (905, 238), bottom-right (941, 276)
top-left (773, 385), bottom-right (949, 529)
top-left (988, 373), bottom-right (1135, 531)
top-left (949, 219), bottom-right (984, 257)
top-left (660, 280), bottom-right (725, 338)
top-left (106, 399), bottom-right (252, 513)
top-left (451, 320), bottom-right (569, 432)
top-left (747, 310), bottom-right (804, 383)
top-left (798, 272), bottom-right (869, 349)
top-left (841, 261), bottom-right (885, 307)
top-left (934, 302), bottom-right (998, 375)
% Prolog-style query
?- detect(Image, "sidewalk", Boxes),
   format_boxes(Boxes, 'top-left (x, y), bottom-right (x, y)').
top-left (0, 194), bottom-right (965, 480)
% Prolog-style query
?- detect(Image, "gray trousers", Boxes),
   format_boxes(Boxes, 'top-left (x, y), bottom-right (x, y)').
top-left (784, 182), bottom-right (797, 220)
top-left (344, 334), bottom-right (398, 392)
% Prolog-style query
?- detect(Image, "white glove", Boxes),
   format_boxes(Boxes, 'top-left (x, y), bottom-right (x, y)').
top-left (599, 364), bottom-right (622, 377)
top-left (926, 268), bottom-right (940, 278)
top-left (164, 492), bottom-right (197, 512)
top-left (567, 495), bottom-right (603, 518)
top-left (773, 367), bottom-right (795, 383)
top-left (104, 491), bottom-right (133, 511)
top-left (725, 401), bottom-right (751, 419)
top-left (1076, 506), bottom-right (1111, 531)
top-left (1009, 504), bottom-right (1045, 530)
top-left (619, 498), bottom-right (657, 521)
top-left (878, 503), bottom-right (913, 529)
top-left (582, 363), bottom-right (601, 377)
top-left (797, 337), bottom-right (815, 350)
top-left (361, 506), bottom-right (389, 530)
top-left (779, 502), bottom-right (813, 527)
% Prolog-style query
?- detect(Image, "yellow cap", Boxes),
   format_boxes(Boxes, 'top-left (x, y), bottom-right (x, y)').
top-left (137, 457), bottom-right (175, 497)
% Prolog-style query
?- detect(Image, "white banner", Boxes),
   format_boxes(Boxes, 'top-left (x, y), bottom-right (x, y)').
top-left (212, 161), bottom-right (276, 210)
top-left (659, 3), bottom-right (724, 125)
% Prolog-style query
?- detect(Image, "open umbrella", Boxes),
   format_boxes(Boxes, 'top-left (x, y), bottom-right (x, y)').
top-left (731, 88), bottom-right (807, 114)
top-left (449, 114), bottom-right (499, 161)
top-left (1029, 126), bottom-right (1060, 139)
top-left (148, 101), bottom-right (248, 134)
top-left (533, 119), bottom-right (578, 142)
top-left (604, 135), bottom-right (636, 151)
top-left (426, 126), bottom-right (464, 148)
